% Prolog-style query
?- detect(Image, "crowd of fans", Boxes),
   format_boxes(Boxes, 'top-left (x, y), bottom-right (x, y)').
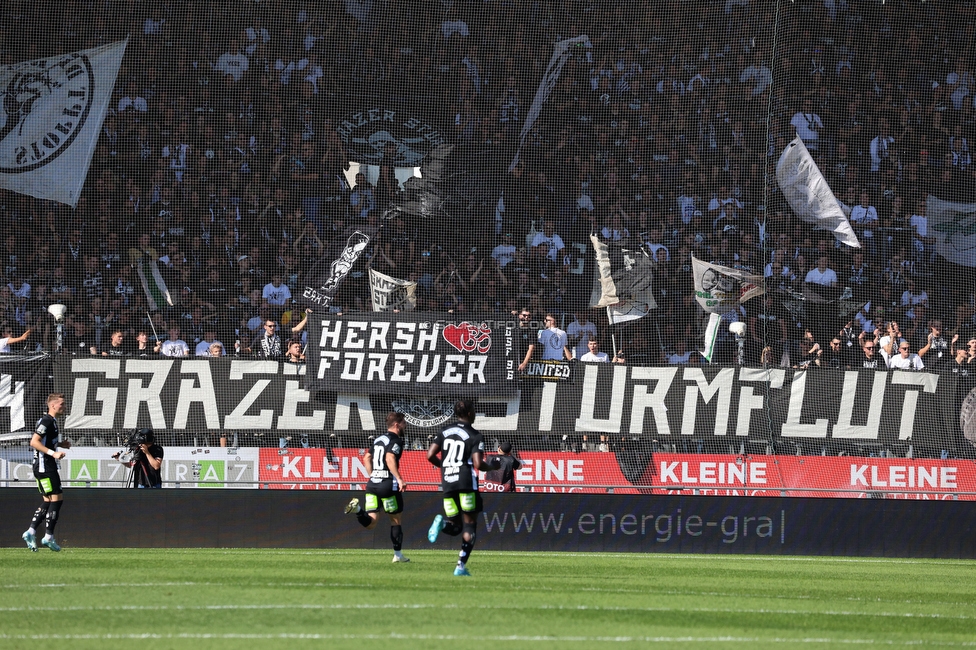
top-left (0, 0), bottom-right (974, 375)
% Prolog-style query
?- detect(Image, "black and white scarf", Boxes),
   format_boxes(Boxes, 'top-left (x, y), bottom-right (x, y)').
top-left (261, 334), bottom-right (282, 358)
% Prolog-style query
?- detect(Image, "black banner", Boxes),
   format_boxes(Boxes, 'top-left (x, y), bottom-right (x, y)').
top-left (3, 490), bottom-right (974, 557)
top-left (0, 354), bottom-right (52, 438)
top-left (521, 359), bottom-right (575, 382)
top-left (299, 226), bottom-right (376, 308)
top-left (50, 357), bottom-right (962, 456)
top-left (306, 312), bottom-right (515, 397)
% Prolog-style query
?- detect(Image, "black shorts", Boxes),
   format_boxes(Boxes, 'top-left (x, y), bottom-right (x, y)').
top-left (34, 471), bottom-right (62, 496)
top-left (442, 490), bottom-right (483, 517)
top-left (364, 491), bottom-right (404, 515)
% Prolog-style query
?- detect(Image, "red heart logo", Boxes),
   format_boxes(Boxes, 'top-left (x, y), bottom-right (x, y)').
top-left (442, 322), bottom-right (492, 354)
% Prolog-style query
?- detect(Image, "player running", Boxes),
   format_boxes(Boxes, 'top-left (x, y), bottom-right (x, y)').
top-left (22, 393), bottom-right (69, 552)
top-left (344, 411), bottom-right (410, 563)
top-left (426, 399), bottom-right (501, 576)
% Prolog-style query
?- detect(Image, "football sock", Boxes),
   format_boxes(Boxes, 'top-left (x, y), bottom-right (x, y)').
top-left (458, 522), bottom-right (477, 567)
top-left (44, 501), bottom-right (62, 535)
top-left (442, 518), bottom-right (462, 537)
top-left (29, 504), bottom-right (49, 532)
top-left (356, 511), bottom-right (372, 528)
top-left (391, 525), bottom-right (403, 551)
top-left (458, 540), bottom-right (475, 568)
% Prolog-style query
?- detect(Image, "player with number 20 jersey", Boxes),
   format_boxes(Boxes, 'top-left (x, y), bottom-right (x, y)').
top-left (426, 400), bottom-right (501, 576)
top-left (434, 421), bottom-right (484, 494)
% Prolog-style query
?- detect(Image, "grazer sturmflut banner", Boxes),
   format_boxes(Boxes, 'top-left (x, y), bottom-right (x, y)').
top-left (0, 354), bottom-right (52, 436)
top-left (307, 312), bottom-right (516, 397)
top-left (51, 358), bottom-right (963, 455)
top-left (0, 40), bottom-right (127, 207)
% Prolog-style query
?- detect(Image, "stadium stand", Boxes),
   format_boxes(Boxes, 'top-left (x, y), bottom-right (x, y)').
top-left (0, 0), bottom-right (974, 463)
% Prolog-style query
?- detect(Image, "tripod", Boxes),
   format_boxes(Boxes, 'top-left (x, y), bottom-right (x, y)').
top-left (121, 452), bottom-right (149, 488)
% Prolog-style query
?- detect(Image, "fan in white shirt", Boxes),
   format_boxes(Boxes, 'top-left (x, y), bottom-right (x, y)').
top-left (579, 338), bottom-right (610, 363)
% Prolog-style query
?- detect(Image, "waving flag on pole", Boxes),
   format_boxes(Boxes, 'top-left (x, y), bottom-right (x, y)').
top-left (369, 268), bottom-right (418, 312)
top-left (589, 234), bottom-right (657, 324)
top-left (508, 35), bottom-right (591, 172)
top-left (776, 136), bottom-right (860, 249)
top-left (692, 256), bottom-right (765, 314)
top-left (0, 39), bottom-right (128, 207)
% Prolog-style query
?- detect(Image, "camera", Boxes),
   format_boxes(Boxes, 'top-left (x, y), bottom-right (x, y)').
top-left (125, 427), bottom-right (154, 452)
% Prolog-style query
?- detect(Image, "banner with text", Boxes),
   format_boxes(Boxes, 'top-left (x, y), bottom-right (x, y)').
top-left (0, 446), bottom-right (258, 488)
top-left (257, 448), bottom-right (639, 493)
top-left (306, 312), bottom-right (515, 397)
top-left (50, 359), bottom-right (965, 455)
top-left (0, 354), bottom-right (52, 437)
top-left (253, 448), bottom-right (976, 500)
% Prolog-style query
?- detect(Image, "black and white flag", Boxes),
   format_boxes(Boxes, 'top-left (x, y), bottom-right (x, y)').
top-left (692, 257), bottom-right (764, 314)
top-left (300, 226), bottom-right (376, 308)
top-left (369, 268), bottom-right (417, 312)
top-left (589, 234), bottom-right (657, 324)
top-left (0, 40), bottom-right (127, 207)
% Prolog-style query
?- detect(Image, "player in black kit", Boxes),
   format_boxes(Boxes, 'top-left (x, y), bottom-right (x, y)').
top-left (426, 399), bottom-right (501, 576)
top-left (22, 393), bottom-right (69, 552)
top-left (344, 412), bottom-right (410, 563)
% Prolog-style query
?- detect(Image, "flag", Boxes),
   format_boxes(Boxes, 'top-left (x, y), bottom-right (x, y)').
top-left (776, 136), bottom-right (860, 248)
top-left (369, 268), bottom-right (418, 312)
top-left (127, 245), bottom-right (172, 312)
top-left (508, 35), bottom-right (591, 172)
top-left (385, 144), bottom-right (496, 222)
top-left (700, 312), bottom-right (723, 363)
top-left (299, 226), bottom-right (377, 308)
top-left (927, 194), bottom-right (976, 267)
top-left (0, 40), bottom-right (127, 207)
top-left (589, 234), bottom-right (656, 324)
top-left (692, 256), bottom-right (764, 314)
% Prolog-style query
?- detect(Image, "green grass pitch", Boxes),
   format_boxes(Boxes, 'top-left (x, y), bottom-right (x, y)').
top-left (1, 548), bottom-right (974, 649)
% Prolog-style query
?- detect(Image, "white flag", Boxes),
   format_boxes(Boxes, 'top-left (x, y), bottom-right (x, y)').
top-left (926, 194), bottom-right (976, 267)
top-left (700, 312), bottom-right (723, 363)
top-left (692, 256), bottom-right (764, 314)
top-left (369, 268), bottom-right (418, 312)
top-left (0, 39), bottom-right (127, 207)
top-left (776, 136), bottom-right (860, 248)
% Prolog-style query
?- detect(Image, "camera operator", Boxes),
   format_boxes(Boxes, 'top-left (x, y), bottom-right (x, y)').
top-left (112, 428), bottom-right (164, 488)
top-left (484, 441), bottom-right (522, 492)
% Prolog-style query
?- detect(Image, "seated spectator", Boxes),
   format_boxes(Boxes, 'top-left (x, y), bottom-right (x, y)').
top-left (805, 256), bottom-right (838, 287)
top-left (248, 319), bottom-right (282, 359)
top-left (160, 327), bottom-right (190, 358)
top-left (195, 329), bottom-right (224, 356)
top-left (285, 339), bottom-right (305, 364)
top-left (0, 324), bottom-right (32, 353)
top-left (262, 272), bottom-right (292, 320)
top-left (887, 341), bottom-right (924, 370)
top-left (91, 329), bottom-right (127, 357)
top-left (579, 337), bottom-right (610, 362)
